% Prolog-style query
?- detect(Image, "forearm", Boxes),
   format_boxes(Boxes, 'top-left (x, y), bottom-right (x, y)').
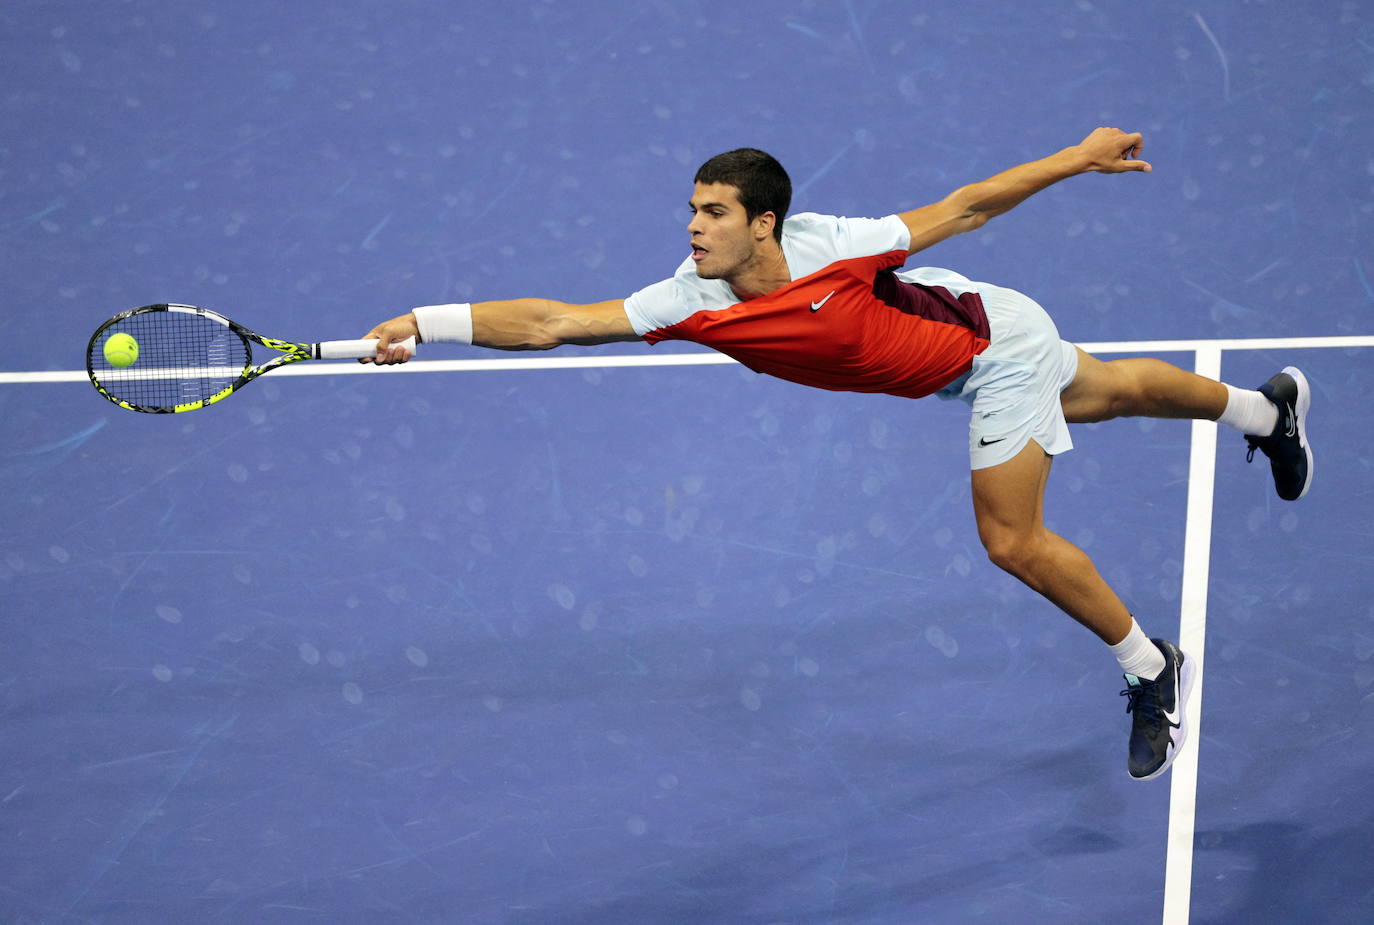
top-left (471, 299), bottom-right (566, 351)
top-left (946, 146), bottom-right (1092, 220)
top-left (472, 299), bottom-right (637, 350)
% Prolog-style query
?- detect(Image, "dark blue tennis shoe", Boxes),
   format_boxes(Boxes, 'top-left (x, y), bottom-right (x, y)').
top-left (1122, 639), bottom-right (1195, 781)
top-left (1245, 366), bottom-right (1313, 501)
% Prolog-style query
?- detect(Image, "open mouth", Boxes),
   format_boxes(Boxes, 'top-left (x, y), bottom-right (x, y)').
top-left (691, 245), bottom-right (708, 262)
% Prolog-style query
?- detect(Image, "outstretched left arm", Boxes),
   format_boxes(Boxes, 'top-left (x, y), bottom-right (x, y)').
top-left (898, 126), bottom-right (1152, 256)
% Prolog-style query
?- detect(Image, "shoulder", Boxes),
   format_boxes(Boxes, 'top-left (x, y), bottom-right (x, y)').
top-left (623, 259), bottom-right (735, 337)
top-left (782, 213), bottom-right (911, 276)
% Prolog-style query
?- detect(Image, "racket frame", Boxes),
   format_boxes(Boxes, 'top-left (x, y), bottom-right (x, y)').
top-left (87, 303), bottom-right (381, 414)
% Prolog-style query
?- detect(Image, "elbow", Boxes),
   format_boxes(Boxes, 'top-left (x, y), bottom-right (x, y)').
top-left (520, 300), bottom-right (564, 349)
top-left (537, 302), bottom-right (583, 349)
top-left (511, 327), bottom-right (563, 351)
top-left (543, 303), bottom-right (608, 347)
top-left (944, 184), bottom-right (981, 215)
top-left (938, 188), bottom-right (990, 233)
top-left (947, 183), bottom-right (1012, 224)
top-left (525, 313), bottom-right (565, 350)
top-left (944, 199), bottom-right (990, 237)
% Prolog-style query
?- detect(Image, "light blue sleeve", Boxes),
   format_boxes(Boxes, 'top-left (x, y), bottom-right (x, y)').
top-left (835, 213), bottom-right (912, 256)
top-left (782, 213), bottom-right (911, 276)
top-left (623, 276), bottom-right (685, 337)
top-left (624, 260), bottom-right (735, 338)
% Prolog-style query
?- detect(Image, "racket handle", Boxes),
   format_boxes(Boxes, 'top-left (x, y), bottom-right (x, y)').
top-left (317, 335), bottom-right (417, 360)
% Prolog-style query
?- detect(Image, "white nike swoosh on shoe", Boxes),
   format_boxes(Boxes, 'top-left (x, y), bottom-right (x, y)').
top-left (1160, 647), bottom-right (1186, 728)
top-left (1163, 678), bottom-right (1184, 728)
top-left (1282, 365), bottom-right (1314, 499)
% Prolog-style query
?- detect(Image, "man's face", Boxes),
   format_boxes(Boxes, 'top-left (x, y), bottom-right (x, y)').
top-left (687, 182), bottom-right (768, 280)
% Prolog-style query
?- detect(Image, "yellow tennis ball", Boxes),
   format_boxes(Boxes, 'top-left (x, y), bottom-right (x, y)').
top-left (103, 332), bottom-right (139, 368)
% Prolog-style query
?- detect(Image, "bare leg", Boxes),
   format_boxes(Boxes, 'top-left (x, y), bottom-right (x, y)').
top-left (970, 439), bottom-right (1132, 644)
top-left (1059, 347), bottom-right (1227, 424)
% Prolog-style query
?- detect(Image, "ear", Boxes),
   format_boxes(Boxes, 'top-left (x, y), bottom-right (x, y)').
top-left (752, 210), bottom-right (777, 242)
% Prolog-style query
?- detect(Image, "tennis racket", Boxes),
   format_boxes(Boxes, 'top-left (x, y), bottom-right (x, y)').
top-left (86, 303), bottom-right (416, 414)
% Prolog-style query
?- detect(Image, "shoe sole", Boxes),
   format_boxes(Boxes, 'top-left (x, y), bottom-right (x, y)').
top-left (1132, 650), bottom-right (1198, 782)
top-left (1281, 365), bottom-right (1313, 500)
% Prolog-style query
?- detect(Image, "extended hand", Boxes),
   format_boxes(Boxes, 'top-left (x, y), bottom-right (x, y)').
top-left (359, 312), bottom-right (420, 365)
top-left (1077, 127), bottom-right (1152, 173)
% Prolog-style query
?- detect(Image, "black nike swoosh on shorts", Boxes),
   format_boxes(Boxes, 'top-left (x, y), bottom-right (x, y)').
top-left (978, 437), bottom-right (1007, 447)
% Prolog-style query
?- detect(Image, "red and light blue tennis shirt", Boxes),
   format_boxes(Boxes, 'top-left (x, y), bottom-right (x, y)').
top-left (624, 213), bottom-right (992, 399)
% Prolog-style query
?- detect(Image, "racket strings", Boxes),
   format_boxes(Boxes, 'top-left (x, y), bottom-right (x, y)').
top-left (91, 311), bottom-right (251, 409)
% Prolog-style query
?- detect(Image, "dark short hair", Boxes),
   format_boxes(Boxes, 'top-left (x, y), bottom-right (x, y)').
top-left (694, 148), bottom-right (791, 243)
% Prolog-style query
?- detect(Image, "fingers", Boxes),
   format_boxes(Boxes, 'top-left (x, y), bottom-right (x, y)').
top-left (1109, 131), bottom-right (1151, 172)
top-left (1119, 131), bottom-right (1149, 170)
top-left (374, 338), bottom-right (414, 365)
top-left (357, 320), bottom-right (415, 365)
top-left (1100, 158), bottom-right (1152, 174)
top-left (1081, 127), bottom-right (1152, 173)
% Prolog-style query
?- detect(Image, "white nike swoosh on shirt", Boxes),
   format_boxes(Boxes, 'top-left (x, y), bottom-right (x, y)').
top-left (810, 291), bottom-right (835, 312)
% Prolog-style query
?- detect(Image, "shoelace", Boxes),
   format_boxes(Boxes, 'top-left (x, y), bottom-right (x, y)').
top-left (1120, 681), bottom-right (1164, 735)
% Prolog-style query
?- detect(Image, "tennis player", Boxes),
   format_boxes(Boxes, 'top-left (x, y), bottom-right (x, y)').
top-left (361, 127), bottom-right (1312, 781)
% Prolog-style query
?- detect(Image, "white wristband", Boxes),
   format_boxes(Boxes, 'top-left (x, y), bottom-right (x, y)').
top-left (412, 303), bottom-right (474, 345)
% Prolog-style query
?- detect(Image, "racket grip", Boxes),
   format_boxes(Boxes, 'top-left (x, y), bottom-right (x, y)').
top-left (317, 336), bottom-right (417, 360)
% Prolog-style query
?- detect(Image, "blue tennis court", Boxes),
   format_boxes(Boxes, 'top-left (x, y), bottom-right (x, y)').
top-left (3, 2), bottom-right (1372, 922)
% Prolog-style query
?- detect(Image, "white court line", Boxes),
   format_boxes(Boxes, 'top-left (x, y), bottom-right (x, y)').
top-left (4, 333), bottom-right (1374, 385)
top-left (0, 351), bottom-right (736, 384)
top-left (1162, 346), bottom-right (1222, 925)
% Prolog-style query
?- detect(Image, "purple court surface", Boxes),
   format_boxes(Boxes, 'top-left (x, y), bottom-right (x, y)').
top-left (3, 2), bottom-right (1372, 922)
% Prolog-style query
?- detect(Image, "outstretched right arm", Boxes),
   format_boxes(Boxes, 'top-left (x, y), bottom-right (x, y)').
top-left (897, 127), bottom-right (1152, 256)
top-left (361, 298), bottom-right (639, 364)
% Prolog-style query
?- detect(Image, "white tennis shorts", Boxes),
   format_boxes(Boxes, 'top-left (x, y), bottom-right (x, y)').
top-left (933, 282), bottom-right (1079, 470)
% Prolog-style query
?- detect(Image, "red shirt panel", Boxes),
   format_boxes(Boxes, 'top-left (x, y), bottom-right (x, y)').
top-left (642, 250), bottom-right (990, 400)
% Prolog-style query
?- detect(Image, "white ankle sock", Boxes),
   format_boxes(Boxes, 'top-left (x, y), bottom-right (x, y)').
top-left (1110, 620), bottom-right (1166, 680)
top-left (1217, 384), bottom-right (1278, 436)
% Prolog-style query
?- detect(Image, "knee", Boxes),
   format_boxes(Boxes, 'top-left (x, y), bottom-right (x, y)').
top-left (1088, 363), bottom-right (1142, 421)
top-left (1069, 359), bottom-right (1152, 423)
top-left (980, 528), bottom-right (1044, 577)
top-left (1103, 358), bottom-right (1178, 419)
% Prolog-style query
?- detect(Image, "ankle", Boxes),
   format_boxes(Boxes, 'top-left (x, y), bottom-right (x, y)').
top-left (1110, 620), bottom-right (1166, 680)
top-left (1217, 383), bottom-right (1279, 436)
